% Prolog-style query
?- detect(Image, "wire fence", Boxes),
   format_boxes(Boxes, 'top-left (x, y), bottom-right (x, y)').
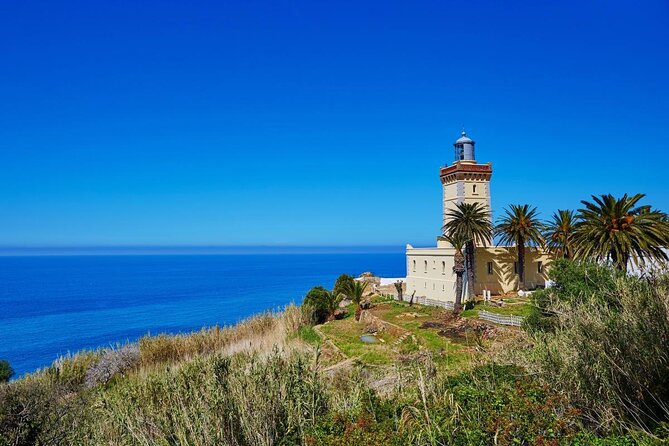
top-left (386, 294), bottom-right (455, 311)
top-left (478, 310), bottom-right (524, 327)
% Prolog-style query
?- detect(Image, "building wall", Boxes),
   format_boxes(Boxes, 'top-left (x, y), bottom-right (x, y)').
top-left (406, 245), bottom-right (553, 301)
top-left (405, 246), bottom-right (457, 302)
top-left (474, 247), bottom-right (552, 294)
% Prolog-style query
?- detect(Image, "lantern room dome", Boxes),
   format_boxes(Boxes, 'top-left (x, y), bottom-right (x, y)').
top-left (455, 131), bottom-right (473, 144)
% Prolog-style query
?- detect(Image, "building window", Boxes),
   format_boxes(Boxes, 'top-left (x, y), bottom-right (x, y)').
top-left (514, 262), bottom-right (518, 274)
top-left (473, 184), bottom-right (477, 194)
top-left (537, 261), bottom-right (543, 274)
top-left (412, 260), bottom-right (416, 272)
top-left (441, 261), bottom-right (446, 274)
top-left (424, 260), bottom-right (428, 273)
top-left (442, 284), bottom-right (445, 291)
top-left (424, 282), bottom-right (427, 289)
top-left (487, 261), bottom-right (493, 275)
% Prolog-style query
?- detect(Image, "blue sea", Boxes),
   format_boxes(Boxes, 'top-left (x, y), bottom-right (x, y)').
top-left (0, 250), bottom-right (406, 377)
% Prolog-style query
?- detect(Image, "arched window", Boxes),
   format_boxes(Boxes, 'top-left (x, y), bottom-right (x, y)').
top-left (412, 260), bottom-right (416, 272)
top-left (441, 261), bottom-right (446, 274)
top-left (473, 184), bottom-right (477, 194)
top-left (424, 260), bottom-right (428, 273)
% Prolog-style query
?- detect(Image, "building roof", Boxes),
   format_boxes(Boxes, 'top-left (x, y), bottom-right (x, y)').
top-left (454, 130), bottom-right (474, 145)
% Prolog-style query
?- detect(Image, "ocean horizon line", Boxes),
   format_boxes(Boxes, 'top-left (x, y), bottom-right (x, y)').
top-left (0, 245), bottom-right (410, 257)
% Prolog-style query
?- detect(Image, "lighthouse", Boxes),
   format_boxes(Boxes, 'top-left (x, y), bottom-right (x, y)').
top-left (440, 131), bottom-right (493, 232)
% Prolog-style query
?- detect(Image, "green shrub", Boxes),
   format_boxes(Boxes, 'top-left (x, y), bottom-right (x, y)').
top-left (303, 286), bottom-right (338, 324)
top-left (0, 376), bottom-right (90, 446)
top-left (546, 258), bottom-right (619, 305)
top-left (333, 274), bottom-right (355, 299)
top-left (525, 268), bottom-right (669, 434)
top-left (307, 363), bottom-right (581, 446)
top-left (525, 259), bottom-right (623, 333)
top-left (523, 289), bottom-right (558, 333)
top-left (0, 361), bottom-right (14, 383)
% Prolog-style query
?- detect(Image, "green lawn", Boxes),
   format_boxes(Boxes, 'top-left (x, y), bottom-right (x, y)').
top-left (318, 301), bottom-right (478, 369)
top-left (319, 318), bottom-right (396, 364)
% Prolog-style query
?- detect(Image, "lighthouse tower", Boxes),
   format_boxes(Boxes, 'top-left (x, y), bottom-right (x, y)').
top-left (404, 129), bottom-right (549, 303)
top-left (440, 131), bottom-right (493, 230)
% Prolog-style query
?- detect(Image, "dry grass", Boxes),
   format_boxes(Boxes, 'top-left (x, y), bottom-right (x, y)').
top-left (137, 304), bottom-right (308, 369)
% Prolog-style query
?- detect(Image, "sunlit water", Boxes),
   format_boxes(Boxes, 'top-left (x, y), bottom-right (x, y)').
top-left (0, 251), bottom-right (405, 377)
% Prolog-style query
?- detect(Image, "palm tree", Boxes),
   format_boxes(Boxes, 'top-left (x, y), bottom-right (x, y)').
top-left (494, 204), bottom-right (544, 291)
top-left (573, 193), bottom-right (669, 271)
top-left (344, 280), bottom-right (369, 321)
top-left (544, 209), bottom-right (576, 259)
top-left (443, 202), bottom-right (492, 298)
top-left (442, 233), bottom-right (467, 313)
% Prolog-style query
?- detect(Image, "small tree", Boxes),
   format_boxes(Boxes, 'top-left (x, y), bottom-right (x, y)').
top-left (333, 274), bottom-right (355, 299)
top-left (303, 286), bottom-right (340, 324)
top-left (0, 359), bottom-right (14, 383)
top-left (344, 280), bottom-right (369, 321)
top-left (393, 281), bottom-right (403, 302)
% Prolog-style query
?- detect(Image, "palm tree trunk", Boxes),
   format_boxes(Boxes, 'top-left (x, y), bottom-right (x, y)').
top-left (610, 248), bottom-right (629, 271)
top-left (465, 240), bottom-right (476, 298)
top-left (518, 239), bottom-right (525, 291)
top-left (454, 272), bottom-right (463, 313)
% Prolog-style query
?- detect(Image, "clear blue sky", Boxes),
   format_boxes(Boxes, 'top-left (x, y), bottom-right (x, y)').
top-left (1, 0), bottom-right (667, 248)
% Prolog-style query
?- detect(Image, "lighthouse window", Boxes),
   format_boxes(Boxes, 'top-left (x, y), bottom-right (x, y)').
top-left (455, 144), bottom-right (465, 161)
top-left (473, 185), bottom-right (477, 194)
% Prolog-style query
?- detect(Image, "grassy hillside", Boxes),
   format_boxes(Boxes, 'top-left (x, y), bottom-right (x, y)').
top-left (1, 261), bottom-right (668, 445)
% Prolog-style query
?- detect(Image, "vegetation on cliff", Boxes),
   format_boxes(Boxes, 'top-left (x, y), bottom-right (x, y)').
top-left (1, 261), bottom-right (668, 445)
